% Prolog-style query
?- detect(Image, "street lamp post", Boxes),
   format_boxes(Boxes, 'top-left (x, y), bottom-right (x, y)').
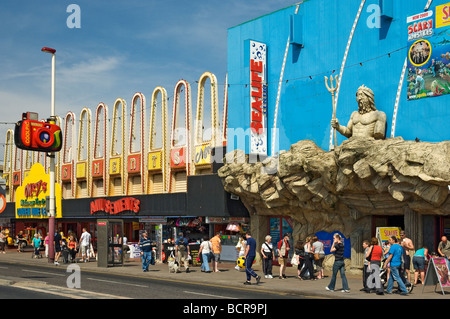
top-left (41, 47), bottom-right (56, 264)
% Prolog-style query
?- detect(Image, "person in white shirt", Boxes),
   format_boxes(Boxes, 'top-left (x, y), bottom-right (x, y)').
top-left (261, 235), bottom-right (275, 279)
top-left (80, 228), bottom-right (91, 262)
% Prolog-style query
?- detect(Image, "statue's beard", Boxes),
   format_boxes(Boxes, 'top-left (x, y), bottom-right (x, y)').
top-left (358, 100), bottom-right (373, 114)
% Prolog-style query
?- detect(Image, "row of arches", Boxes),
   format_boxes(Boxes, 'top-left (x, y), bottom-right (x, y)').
top-left (3, 72), bottom-right (228, 202)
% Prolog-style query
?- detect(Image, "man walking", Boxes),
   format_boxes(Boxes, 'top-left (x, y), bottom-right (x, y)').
top-left (243, 232), bottom-right (261, 285)
top-left (383, 236), bottom-right (409, 296)
top-left (175, 232), bottom-right (190, 273)
top-left (80, 228), bottom-right (91, 263)
top-left (400, 230), bottom-right (414, 282)
top-left (139, 231), bottom-right (152, 272)
top-left (210, 232), bottom-right (222, 272)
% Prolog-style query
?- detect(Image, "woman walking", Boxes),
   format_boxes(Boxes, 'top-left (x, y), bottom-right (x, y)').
top-left (198, 235), bottom-right (212, 273)
top-left (312, 236), bottom-right (325, 279)
top-left (326, 233), bottom-right (349, 292)
top-left (294, 240), bottom-right (305, 279)
top-left (300, 236), bottom-right (317, 280)
top-left (261, 235), bottom-right (275, 278)
top-left (365, 237), bottom-right (384, 295)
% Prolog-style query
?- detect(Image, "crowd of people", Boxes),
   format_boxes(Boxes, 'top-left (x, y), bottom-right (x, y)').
top-left (3, 228), bottom-right (96, 265)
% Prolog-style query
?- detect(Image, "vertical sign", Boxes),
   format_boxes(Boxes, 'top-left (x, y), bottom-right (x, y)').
top-left (249, 40), bottom-right (267, 156)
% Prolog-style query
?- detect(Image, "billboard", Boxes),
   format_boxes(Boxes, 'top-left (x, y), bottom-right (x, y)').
top-left (407, 3), bottom-right (450, 100)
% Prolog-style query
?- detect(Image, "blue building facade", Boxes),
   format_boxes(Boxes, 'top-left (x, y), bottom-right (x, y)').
top-left (227, 0), bottom-right (450, 155)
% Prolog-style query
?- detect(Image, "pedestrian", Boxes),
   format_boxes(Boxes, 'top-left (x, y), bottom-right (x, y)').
top-left (413, 246), bottom-right (428, 286)
top-left (438, 236), bottom-right (450, 269)
top-left (44, 233), bottom-right (49, 257)
top-left (175, 232), bottom-right (190, 273)
top-left (32, 234), bottom-right (41, 258)
top-left (198, 235), bottom-right (212, 273)
top-left (79, 228), bottom-right (91, 263)
top-left (383, 240), bottom-right (391, 284)
top-left (260, 235), bottom-right (275, 279)
top-left (0, 230), bottom-right (6, 254)
top-left (312, 236), bottom-right (325, 279)
top-left (365, 237), bottom-right (384, 295)
top-left (235, 234), bottom-right (246, 271)
top-left (139, 231), bottom-right (152, 272)
top-left (54, 229), bottom-right (62, 265)
top-left (243, 232), bottom-right (261, 285)
top-left (294, 240), bottom-right (305, 279)
top-left (67, 235), bottom-right (78, 263)
top-left (399, 230), bottom-right (414, 282)
top-left (361, 240), bottom-right (370, 291)
top-left (383, 235), bottom-right (408, 295)
top-left (300, 236), bottom-right (317, 280)
top-left (277, 233), bottom-right (290, 279)
top-left (326, 233), bottom-right (349, 293)
top-left (16, 231), bottom-right (25, 252)
top-left (210, 232), bottom-right (222, 272)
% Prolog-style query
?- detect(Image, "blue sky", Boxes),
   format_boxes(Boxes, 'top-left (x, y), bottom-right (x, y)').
top-left (0, 0), bottom-right (294, 150)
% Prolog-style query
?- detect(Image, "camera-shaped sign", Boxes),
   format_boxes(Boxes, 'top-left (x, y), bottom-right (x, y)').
top-left (14, 112), bottom-right (62, 152)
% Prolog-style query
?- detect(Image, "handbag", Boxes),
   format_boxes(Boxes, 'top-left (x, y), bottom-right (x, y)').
top-left (291, 254), bottom-right (299, 266)
top-left (314, 253), bottom-right (320, 261)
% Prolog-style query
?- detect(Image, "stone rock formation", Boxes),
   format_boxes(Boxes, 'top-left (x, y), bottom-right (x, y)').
top-left (218, 137), bottom-right (450, 241)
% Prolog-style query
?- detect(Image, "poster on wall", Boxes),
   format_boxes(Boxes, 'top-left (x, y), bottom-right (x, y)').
top-left (407, 3), bottom-right (450, 100)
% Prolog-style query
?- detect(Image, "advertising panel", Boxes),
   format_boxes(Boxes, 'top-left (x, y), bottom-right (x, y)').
top-left (249, 40), bottom-right (268, 156)
top-left (15, 163), bottom-right (62, 219)
top-left (407, 3), bottom-right (450, 100)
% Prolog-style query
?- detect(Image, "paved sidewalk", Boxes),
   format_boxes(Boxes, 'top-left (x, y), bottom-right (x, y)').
top-left (0, 249), bottom-right (446, 299)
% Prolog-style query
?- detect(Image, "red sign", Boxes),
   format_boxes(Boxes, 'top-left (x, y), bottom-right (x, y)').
top-left (61, 164), bottom-right (72, 181)
top-left (92, 159), bottom-right (104, 178)
top-left (90, 197), bottom-right (140, 215)
top-left (12, 172), bottom-right (21, 186)
top-left (24, 180), bottom-right (47, 198)
top-left (250, 59), bottom-right (264, 134)
top-left (170, 147), bottom-right (185, 168)
top-left (127, 154), bottom-right (141, 174)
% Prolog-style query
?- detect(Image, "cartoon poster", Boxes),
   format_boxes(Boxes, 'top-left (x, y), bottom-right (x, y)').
top-left (407, 3), bottom-right (450, 101)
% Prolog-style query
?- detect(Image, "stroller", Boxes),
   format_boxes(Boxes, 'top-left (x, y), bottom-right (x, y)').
top-left (379, 257), bottom-right (414, 293)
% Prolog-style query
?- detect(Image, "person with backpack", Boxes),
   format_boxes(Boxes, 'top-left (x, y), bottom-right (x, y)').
top-left (277, 233), bottom-right (290, 279)
top-left (175, 232), bottom-right (190, 273)
top-left (260, 235), bottom-right (275, 279)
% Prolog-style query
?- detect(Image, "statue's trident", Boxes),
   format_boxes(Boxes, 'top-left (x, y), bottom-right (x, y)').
top-left (325, 75), bottom-right (339, 148)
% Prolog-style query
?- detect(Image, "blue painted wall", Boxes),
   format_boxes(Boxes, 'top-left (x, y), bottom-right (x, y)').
top-left (227, 0), bottom-right (450, 155)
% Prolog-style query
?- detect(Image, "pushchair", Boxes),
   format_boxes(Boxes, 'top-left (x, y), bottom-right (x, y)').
top-left (379, 257), bottom-right (413, 293)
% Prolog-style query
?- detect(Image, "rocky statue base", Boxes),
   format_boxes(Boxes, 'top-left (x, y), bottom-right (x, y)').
top-left (218, 137), bottom-right (450, 271)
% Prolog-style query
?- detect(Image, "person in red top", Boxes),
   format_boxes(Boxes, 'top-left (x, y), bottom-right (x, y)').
top-left (277, 233), bottom-right (290, 279)
top-left (365, 237), bottom-right (384, 295)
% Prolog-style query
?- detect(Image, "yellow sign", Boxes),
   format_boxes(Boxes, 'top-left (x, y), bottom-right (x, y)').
top-left (76, 162), bottom-right (87, 179)
top-left (109, 158), bottom-right (121, 175)
top-left (194, 144), bottom-right (211, 166)
top-left (148, 151), bottom-right (162, 170)
top-left (436, 3), bottom-right (450, 29)
top-left (15, 163), bottom-right (62, 219)
top-left (376, 227), bottom-right (401, 242)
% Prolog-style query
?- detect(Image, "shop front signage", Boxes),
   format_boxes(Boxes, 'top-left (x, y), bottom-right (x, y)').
top-left (90, 197), bottom-right (140, 215)
top-left (15, 163), bottom-right (62, 219)
top-left (249, 40), bottom-right (267, 156)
